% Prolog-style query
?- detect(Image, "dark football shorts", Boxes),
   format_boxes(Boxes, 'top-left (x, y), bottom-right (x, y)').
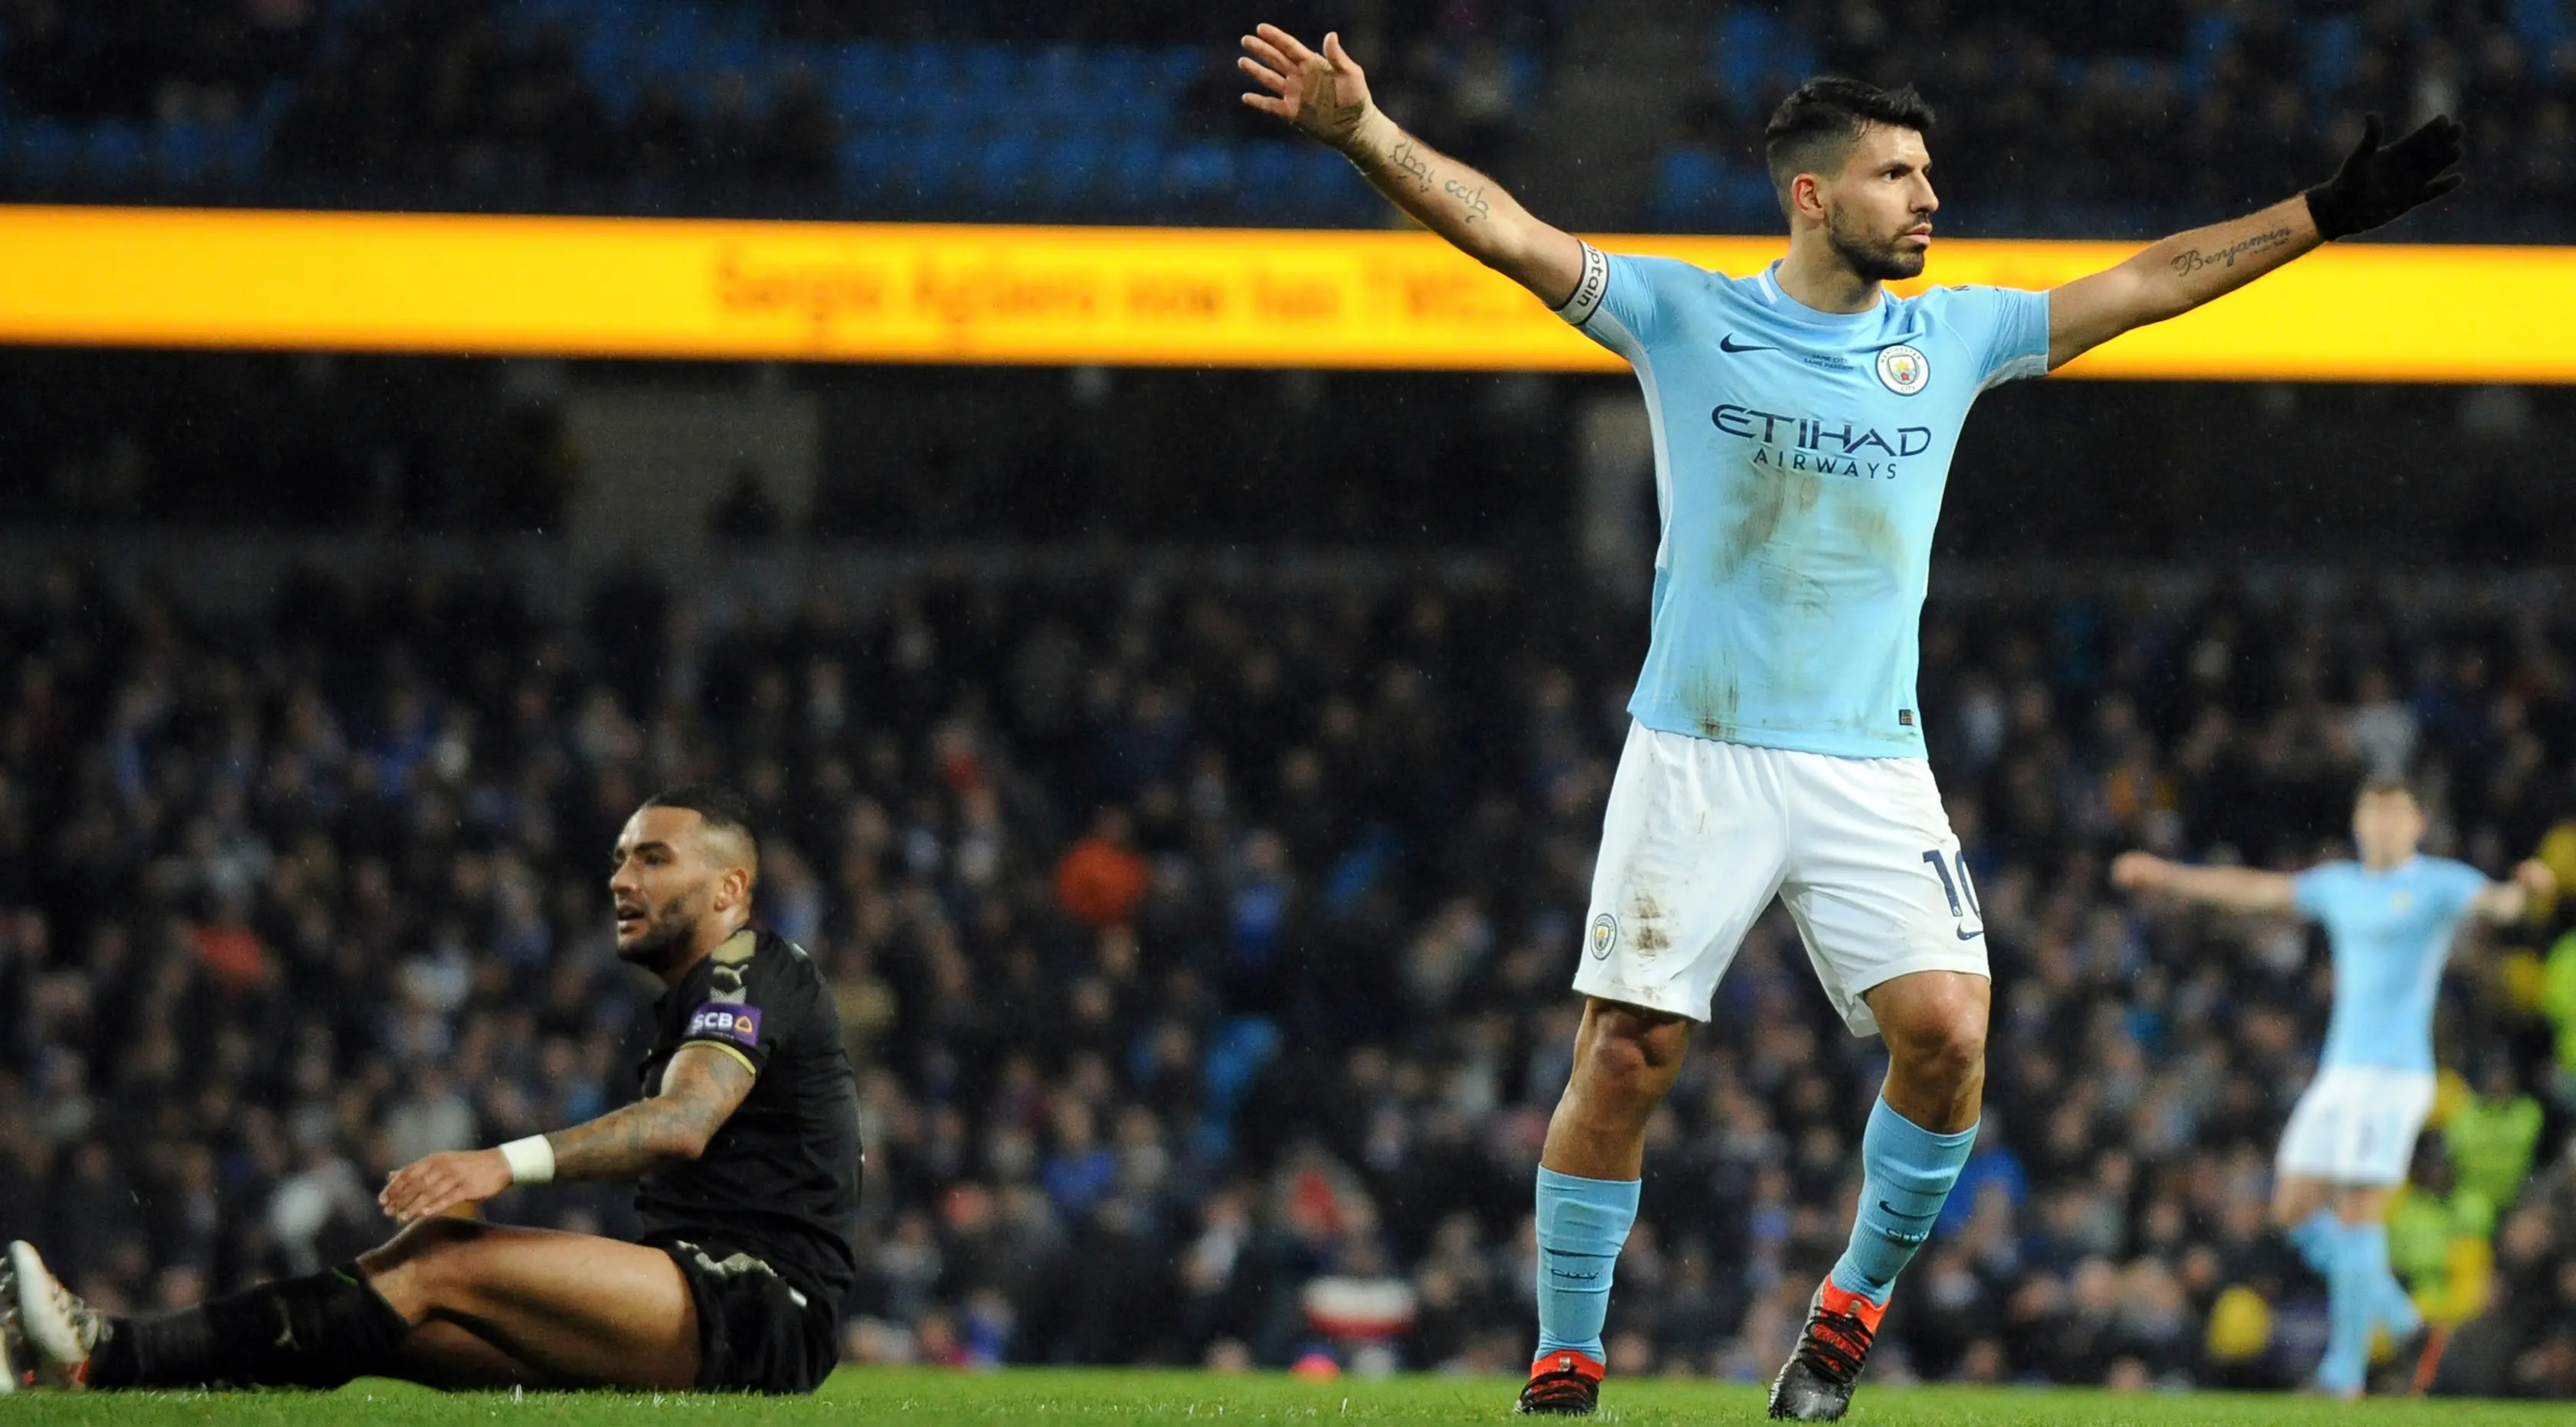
top-left (646, 1233), bottom-right (838, 1394)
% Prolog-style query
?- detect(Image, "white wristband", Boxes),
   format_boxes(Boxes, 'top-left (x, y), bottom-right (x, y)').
top-left (499, 1135), bottom-right (556, 1186)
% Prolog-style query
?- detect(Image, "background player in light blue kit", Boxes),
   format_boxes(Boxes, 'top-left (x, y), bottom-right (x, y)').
top-left (2114, 779), bottom-right (2552, 1397)
top-left (1240, 18), bottom-right (2466, 1421)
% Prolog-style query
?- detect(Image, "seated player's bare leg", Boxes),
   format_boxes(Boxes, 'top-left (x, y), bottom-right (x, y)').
top-left (392, 1320), bottom-right (553, 1390)
top-left (1865, 970), bottom-right (1988, 1133)
top-left (360, 1219), bottom-right (698, 1390)
top-left (1540, 998), bottom-right (1693, 1179)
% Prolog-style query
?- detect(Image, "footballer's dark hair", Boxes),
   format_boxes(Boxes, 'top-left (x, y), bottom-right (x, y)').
top-left (640, 783), bottom-right (761, 878)
top-left (1764, 77), bottom-right (1937, 218)
top-left (2356, 774), bottom-right (2425, 807)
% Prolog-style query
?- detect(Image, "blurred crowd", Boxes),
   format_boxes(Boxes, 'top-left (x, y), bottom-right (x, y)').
top-left (0, 0), bottom-right (2565, 231)
top-left (0, 555), bottom-right (2571, 1393)
top-left (1695, 0), bottom-right (2576, 224)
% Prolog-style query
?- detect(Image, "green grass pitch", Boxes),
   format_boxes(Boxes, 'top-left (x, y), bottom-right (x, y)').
top-left (1, 1370), bottom-right (2572, 1424)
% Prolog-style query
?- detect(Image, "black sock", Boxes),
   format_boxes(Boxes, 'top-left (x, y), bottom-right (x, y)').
top-left (87, 1262), bottom-right (411, 1389)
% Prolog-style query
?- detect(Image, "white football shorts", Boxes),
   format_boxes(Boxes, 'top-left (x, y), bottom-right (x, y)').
top-left (1573, 721), bottom-right (1989, 1036)
top-left (2275, 1066), bottom-right (2437, 1187)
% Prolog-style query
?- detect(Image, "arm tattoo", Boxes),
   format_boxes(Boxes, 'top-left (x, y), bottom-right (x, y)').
top-left (546, 1047), bottom-right (756, 1182)
top-left (1387, 139), bottom-right (1435, 193)
top-left (2170, 227), bottom-right (2295, 276)
top-left (1441, 177), bottom-right (1492, 224)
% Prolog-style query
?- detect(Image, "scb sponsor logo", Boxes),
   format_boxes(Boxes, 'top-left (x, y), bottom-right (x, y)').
top-left (688, 1006), bottom-right (762, 1043)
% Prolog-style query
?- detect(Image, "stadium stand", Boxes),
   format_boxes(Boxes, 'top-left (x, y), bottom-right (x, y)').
top-left (0, 550), bottom-right (2571, 1390)
top-left (0, 1), bottom-right (2562, 235)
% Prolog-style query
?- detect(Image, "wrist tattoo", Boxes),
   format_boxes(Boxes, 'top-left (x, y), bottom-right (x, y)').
top-left (2171, 226), bottom-right (2295, 276)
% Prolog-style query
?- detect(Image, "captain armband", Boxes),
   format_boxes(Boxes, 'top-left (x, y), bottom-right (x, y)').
top-left (1554, 242), bottom-right (1610, 329)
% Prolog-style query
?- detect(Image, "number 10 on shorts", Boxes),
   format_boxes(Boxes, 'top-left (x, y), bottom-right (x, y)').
top-left (1922, 848), bottom-right (1984, 936)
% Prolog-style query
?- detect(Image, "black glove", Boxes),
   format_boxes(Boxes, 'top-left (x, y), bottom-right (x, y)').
top-left (2303, 113), bottom-right (2466, 240)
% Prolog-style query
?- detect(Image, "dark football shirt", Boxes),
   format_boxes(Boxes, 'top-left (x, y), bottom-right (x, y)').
top-left (633, 928), bottom-right (863, 1311)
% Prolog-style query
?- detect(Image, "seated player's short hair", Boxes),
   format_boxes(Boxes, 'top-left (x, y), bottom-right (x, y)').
top-left (642, 784), bottom-right (761, 880)
top-left (1764, 76), bottom-right (1938, 218)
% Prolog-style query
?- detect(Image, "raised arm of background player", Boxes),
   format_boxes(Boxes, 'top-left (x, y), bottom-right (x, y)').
top-left (2110, 850), bottom-right (2555, 922)
top-left (1239, 24), bottom-right (1584, 308)
top-left (2043, 114), bottom-right (2463, 368)
top-left (375, 1045), bottom-right (755, 1225)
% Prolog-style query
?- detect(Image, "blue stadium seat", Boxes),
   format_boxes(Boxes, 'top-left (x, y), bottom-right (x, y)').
top-left (83, 121), bottom-right (150, 190)
top-left (638, 5), bottom-right (705, 79)
top-left (225, 122), bottom-right (271, 185)
top-left (2179, 13), bottom-right (2234, 95)
top-left (578, 28), bottom-right (629, 93)
top-left (1031, 44), bottom-right (1085, 99)
top-left (1040, 134), bottom-right (1106, 206)
top-left (1298, 145), bottom-right (1370, 220)
top-left (508, 0), bottom-right (593, 31)
top-left (1107, 136), bottom-right (1163, 209)
top-left (973, 133), bottom-right (1040, 208)
top-left (1715, 8), bottom-right (1777, 98)
top-left (1236, 140), bottom-right (1301, 218)
top-left (1087, 47), bottom-right (1176, 136)
top-left (839, 132), bottom-right (904, 201)
top-left (1090, 46), bottom-right (1146, 93)
top-left (2512, 0), bottom-right (2568, 54)
top-left (834, 41), bottom-right (900, 125)
top-left (961, 43), bottom-right (1025, 99)
top-left (1653, 146), bottom-right (1725, 227)
top-left (1152, 45), bottom-right (1209, 92)
top-left (1162, 141), bottom-right (1236, 204)
top-left (2303, 15), bottom-right (2359, 103)
top-left (900, 41), bottom-right (955, 103)
top-left (698, 39), bottom-right (763, 93)
top-left (584, 0), bottom-right (642, 38)
top-left (904, 131), bottom-right (973, 200)
top-left (12, 118), bottom-right (71, 185)
top-left (157, 122), bottom-right (217, 189)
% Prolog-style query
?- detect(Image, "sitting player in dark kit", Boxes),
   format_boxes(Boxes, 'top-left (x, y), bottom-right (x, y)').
top-left (3, 785), bottom-right (861, 1396)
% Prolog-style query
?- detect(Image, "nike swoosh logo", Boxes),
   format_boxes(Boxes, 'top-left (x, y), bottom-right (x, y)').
top-left (1719, 334), bottom-right (1778, 353)
top-left (1956, 927), bottom-right (1984, 941)
top-left (1878, 1201), bottom-right (1939, 1222)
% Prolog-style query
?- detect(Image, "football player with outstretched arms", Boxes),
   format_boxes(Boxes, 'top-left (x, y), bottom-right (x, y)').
top-left (1240, 21), bottom-right (2463, 1420)
top-left (2115, 778), bottom-right (2551, 1397)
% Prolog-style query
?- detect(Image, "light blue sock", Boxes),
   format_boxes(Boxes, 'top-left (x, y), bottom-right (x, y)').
top-left (2287, 1208), bottom-right (2341, 1278)
top-left (2350, 1220), bottom-right (2421, 1338)
top-left (1533, 1167), bottom-right (1639, 1361)
top-left (2318, 1222), bottom-right (2387, 1393)
top-left (1828, 1097), bottom-right (1979, 1305)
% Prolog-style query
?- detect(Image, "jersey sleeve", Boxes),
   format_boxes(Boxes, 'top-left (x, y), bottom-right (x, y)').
top-left (2436, 859), bottom-right (2494, 921)
top-left (2291, 863), bottom-right (2349, 920)
top-left (1934, 285), bottom-right (2051, 390)
top-left (678, 937), bottom-right (799, 1078)
top-left (1556, 245), bottom-right (1697, 356)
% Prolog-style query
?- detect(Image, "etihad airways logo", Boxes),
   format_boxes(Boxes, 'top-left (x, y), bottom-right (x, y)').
top-left (1711, 403), bottom-right (1931, 480)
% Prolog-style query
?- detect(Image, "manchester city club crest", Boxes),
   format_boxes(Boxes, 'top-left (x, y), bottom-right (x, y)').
top-left (1589, 913), bottom-right (1619, 959)
top-left (1876, 343), bottom-right (1929, 395)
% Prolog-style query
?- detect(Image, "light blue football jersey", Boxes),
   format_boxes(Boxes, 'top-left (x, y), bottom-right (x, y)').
top-left (2291, 856), bottom-right (2490, 1073)
top-left (1558, 249), bottom-right (2049, 758)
